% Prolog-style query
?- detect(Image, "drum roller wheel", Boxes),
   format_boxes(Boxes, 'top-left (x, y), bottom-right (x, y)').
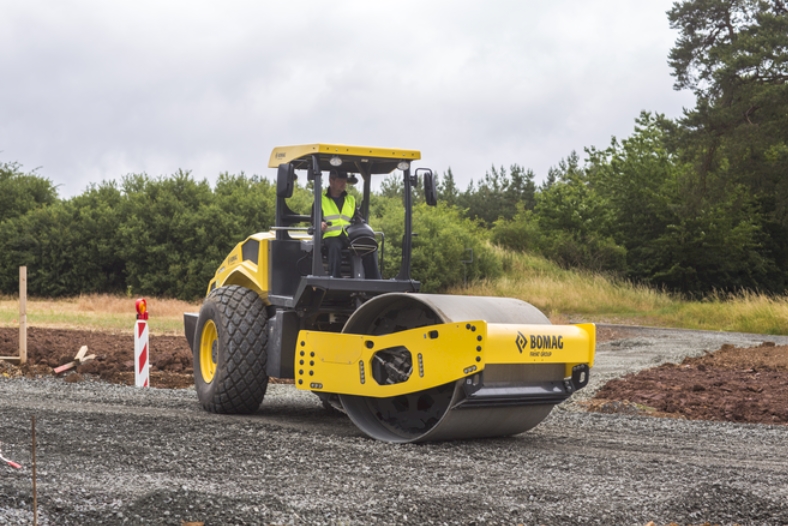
top-left (338, 294), bottom-right (562, 443)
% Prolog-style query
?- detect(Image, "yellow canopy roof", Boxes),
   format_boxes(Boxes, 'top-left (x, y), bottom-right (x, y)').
top-left (268, 143), bottom-right (421, 175)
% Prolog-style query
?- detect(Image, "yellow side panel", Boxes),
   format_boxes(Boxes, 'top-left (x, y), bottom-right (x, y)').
top-left (295, 322), bottom-right (481, 397)
top-left (295, 321), bottom-right (595, 397)
top-left (268, 143), bottom-right (421, 168)
top-left (207, 233), bottom-right (272, 303)
top-left (485, 322), bottom-right (595, 367)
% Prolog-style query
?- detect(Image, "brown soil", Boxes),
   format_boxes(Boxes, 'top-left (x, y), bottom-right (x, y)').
top-left (0, 326), bottom-right (294, 389)
top-left (2, 326), bottom-right (787, 427)
top-left (0, 327), bottom-right (195, 388)
top-left (589, 341), bottom-right (788, 425)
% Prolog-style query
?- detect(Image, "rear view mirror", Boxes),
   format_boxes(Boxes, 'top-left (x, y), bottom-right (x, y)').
top-left (420, 169), bottom-right (438, 206)
top-left (277, 163), bottom-right (296, 198)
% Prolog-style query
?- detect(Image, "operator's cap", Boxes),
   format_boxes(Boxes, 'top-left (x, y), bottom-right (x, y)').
top-left (329, 168), bottom-right (348, 179)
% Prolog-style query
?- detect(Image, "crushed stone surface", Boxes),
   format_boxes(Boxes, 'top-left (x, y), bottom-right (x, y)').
top-left (0, 325), bottom-right (787, 525)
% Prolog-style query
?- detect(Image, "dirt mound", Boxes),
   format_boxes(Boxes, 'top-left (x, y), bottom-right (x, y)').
top-left (0, 326), bottom-right (293, 389)
top-left (591, 342), bottom-right (788, 425)
top-left (0, 327), bottom-right (194, 388)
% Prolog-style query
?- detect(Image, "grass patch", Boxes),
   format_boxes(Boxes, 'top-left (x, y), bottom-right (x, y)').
top-left (447, 247), bottom-right (788, 335)
top-left (657, 292), bottom-right (788, 335)
top-left (0, 294), bottom-right (202, 335)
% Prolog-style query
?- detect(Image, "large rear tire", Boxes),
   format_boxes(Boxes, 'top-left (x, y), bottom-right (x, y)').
top-left (192, 285), bottom-right (269, 414)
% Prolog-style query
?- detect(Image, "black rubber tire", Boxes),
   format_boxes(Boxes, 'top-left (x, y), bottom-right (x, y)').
top-left (192, 285), bottom-right (269, 414)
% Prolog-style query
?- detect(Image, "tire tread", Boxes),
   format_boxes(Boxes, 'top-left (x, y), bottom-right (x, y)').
top-left (196, 286), bottom-right (269, 414)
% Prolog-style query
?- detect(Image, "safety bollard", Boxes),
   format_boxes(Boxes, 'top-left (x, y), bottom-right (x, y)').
top-left (134, 298), bottom-right (150, 387)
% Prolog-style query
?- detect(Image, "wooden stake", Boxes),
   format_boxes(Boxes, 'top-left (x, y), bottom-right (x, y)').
top-left (0, 267), bottom-right (28, 363)
top-left (32, 415), bottom-right (37, 526)
top-left (20, 266), bottom-right (27, 365)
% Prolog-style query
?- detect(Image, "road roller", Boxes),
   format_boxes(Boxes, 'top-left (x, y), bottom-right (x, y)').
top-left (184, 144), bottom-right (595, 443)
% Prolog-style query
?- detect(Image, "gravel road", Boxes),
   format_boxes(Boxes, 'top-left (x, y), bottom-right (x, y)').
top-left (2, 325), bottom-right (788, 525)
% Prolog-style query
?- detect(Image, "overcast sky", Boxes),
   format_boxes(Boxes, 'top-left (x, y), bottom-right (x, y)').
top-left (0, 1), bottom-right (696, 198)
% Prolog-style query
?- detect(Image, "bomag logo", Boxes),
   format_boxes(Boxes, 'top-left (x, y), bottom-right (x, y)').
top-left (515, 332), bottom-right (565, 352)
top-left (530, 334), bottom-right (563, 350)
top-left (515, 331), bottom-right (527, 353)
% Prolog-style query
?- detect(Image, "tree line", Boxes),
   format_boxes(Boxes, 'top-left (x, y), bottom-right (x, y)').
top-left (457, 0), bottom-right (788, 297)
top-left (0, 166), bottom-right (278, 299)
top-left (1, 0), bottom-right (785, 299)
top-left (0, 161), bottom-right (499, 298)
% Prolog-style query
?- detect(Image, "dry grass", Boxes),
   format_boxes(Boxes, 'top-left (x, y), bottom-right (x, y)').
top-left (660, 291), bottom-right (788, 335)
top-left (448, 246), bottom-right (788, 336)
top-left (0, 294), bottom-right (203, 335)
top-left (450, 247), bottom-right (673, 317)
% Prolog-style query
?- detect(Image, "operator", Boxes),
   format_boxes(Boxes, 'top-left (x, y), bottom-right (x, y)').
top-left (319, 168), bottom-right (381, 279)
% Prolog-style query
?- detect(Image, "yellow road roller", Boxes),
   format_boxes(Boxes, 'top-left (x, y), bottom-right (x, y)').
top-left (184, 144), bottom-right (595, 443)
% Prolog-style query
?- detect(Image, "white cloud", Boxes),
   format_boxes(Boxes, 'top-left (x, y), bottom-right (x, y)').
top-left (0, 0), bottom-right (696, 197)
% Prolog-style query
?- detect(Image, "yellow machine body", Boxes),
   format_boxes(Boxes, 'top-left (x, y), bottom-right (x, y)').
top-left (206, 232), bottom-right (273, 299)
top-left (186, 143), bottom-right (598, 443)
top-left (268, 143), bottom-right (420, 172)
top-left (295, 321), bottom-right (595, 397)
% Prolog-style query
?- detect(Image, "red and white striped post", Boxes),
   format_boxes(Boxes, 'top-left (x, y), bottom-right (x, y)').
top-left (134, 298), bottom-right (150, 388)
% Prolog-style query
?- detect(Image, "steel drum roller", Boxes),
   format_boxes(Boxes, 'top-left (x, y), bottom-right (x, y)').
top-left (338, 294), bottom-right (564, 443)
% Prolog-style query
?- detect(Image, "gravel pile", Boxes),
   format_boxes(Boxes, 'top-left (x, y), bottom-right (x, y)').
top-left (1, 325), bottom-right (787, 525)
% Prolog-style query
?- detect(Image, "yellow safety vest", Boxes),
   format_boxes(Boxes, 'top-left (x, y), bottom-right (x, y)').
top-left (321, 193), bottom-right (355, 238)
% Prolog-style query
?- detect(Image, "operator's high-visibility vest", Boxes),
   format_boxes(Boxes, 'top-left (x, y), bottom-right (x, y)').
top-left (322, 193), bottom-right (355, 238)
